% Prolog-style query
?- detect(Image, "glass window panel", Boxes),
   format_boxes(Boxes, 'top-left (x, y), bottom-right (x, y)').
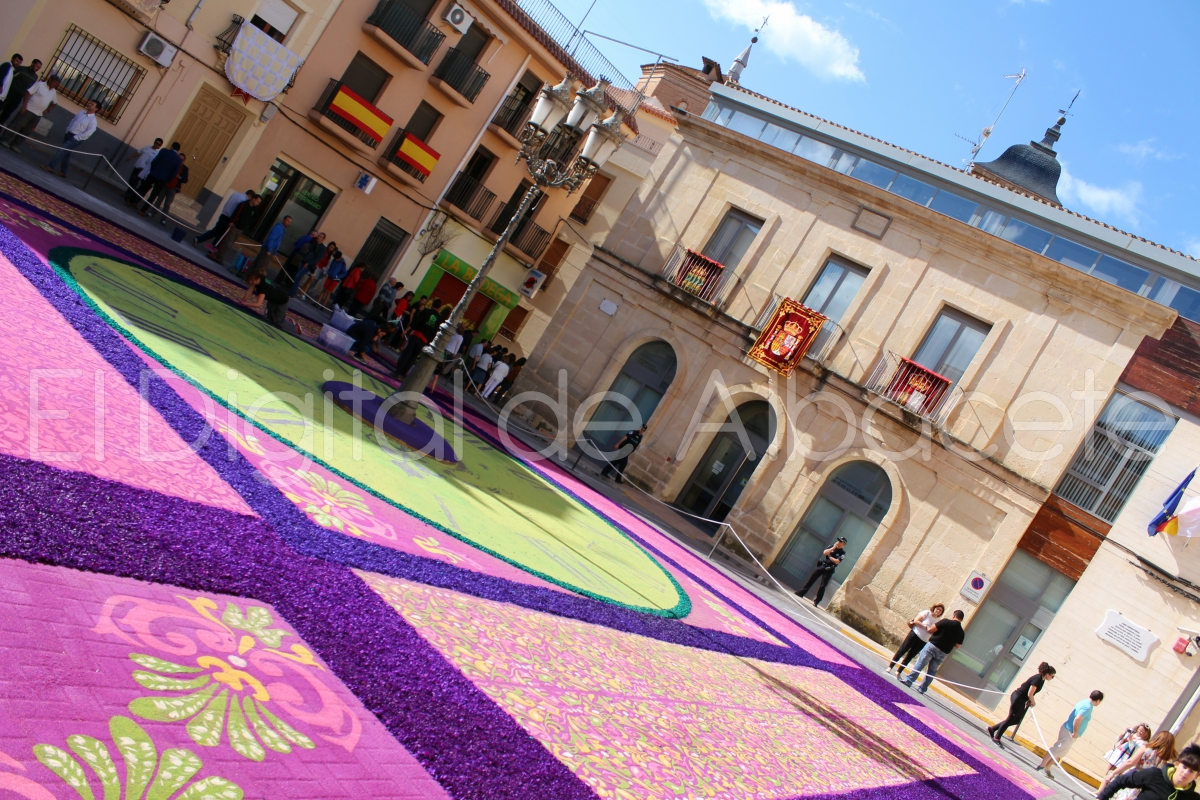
top-left (952, 601), bottom-right (1021, 677)
top-left (726, 111), bottom-right (766, 138)
top-left (1044, 237), bottom-right (1101, 273)
top-left (977, 209), bottom-right (1007, 235)
top-left (998, 550), bottom-right (1053, 602)
top-left (938, 324), bottom-right (989, 383)
top-left (794, 136), bottom-right (836, 166)
top-left (1171, 285), bottom-right (1200, 323)
top-left (1093, 255), bottom-right (1151, 293)
top-left (1099, 393), bottom-right (1175, 452)
top-left (832, 151), bottom-right (857, 174)
top-left (929, 191), bottom-right (979, 223)
top-left (889, 174), bottom-right (936, 206)
top-left (712, 106), bottom-right (734, 126)
top-left (761, 122), bottom-right (800, 152)
top-left (1041, 574), bottom-right (1076, 613)
top-left (802, 259), bottom-right (869, 322)
top-left (701, 102), bottom-right (722, 121)
top-left (912, 315), bottom-right (960, 372)
top-left (801, 496), bottom-right (846, 538)
top-left (850, 159), bottom-right (897, 189)
top-left (912, 309), bottom-right (991, 382)
top-left (1000, 218), bottom-right (1053, 254)
top-left (703, 211), bottom-right (763, 267)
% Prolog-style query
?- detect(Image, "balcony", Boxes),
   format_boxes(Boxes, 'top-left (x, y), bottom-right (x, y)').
top-left (486, 201), bottom-right (551, 260)
top-left (382, 128), bottom-right (439, 185)
top-left (659, 245), bottom-right (735, 306)
top-left (444, 171), bottom-right (497, 221)
top-left (430, 48), bottom-right (490, 106)
top-left (865, 352), bottom-right (962, 426)
top-left (310, 79), bottom-right (393, 154)
top-left (569, 194), bottom-right (599, 224)
top-left (215, 15), bottom-right (245, 55)
top-left (363, 0), bottom-right (445, 70)
top-left (489, 92), bottom-right (533, 148)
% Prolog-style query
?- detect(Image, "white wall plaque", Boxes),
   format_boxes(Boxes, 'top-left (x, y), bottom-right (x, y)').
top-left (1096, 610), bottom-right (1158, 662)
top-left (959, 571), bottom-right (991, 603)
top-left (599, 299), bottom-right (619, 316)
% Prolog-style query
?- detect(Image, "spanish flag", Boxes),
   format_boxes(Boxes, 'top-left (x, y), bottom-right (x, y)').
top-left (395, 132), bottom-right (439, 178)
top-left (329, 85), bottom-right (393, 145)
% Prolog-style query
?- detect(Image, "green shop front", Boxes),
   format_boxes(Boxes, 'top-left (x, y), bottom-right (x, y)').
top-left (415, 250), bottom-right (521, 340)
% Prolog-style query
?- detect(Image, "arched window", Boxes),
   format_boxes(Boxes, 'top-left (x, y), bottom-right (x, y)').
top-left (584, 341), bottom-right (677, 451)
top-left (770, 461), bottom-right (892, 606)
top-left (676, 400), bottom-right (776, 525)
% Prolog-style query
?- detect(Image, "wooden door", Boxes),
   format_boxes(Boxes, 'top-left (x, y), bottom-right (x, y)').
top-left (172, 87), bottom-right (246, 198)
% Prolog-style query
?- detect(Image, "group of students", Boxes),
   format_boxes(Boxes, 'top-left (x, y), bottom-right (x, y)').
top-left (121, 138), bottom-right (189, 223)
top-left (0, 54), bottom-right (100, 179)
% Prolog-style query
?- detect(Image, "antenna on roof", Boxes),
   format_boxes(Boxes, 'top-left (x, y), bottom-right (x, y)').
top-left (956, 68), bottom-right (1027, 168)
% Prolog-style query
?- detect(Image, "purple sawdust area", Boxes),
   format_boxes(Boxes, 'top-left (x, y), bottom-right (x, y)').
top-left (0, 222), bottom-right (1041, 800)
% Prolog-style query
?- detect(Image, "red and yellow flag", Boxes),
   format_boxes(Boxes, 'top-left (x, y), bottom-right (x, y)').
top-left (396, 132), bottom-right (440, 178)
top-left (329, 85), bottom-right (393, 145)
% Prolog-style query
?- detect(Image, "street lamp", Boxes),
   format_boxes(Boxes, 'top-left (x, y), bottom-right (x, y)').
top-left (384, 77), bottom-right (631, 428)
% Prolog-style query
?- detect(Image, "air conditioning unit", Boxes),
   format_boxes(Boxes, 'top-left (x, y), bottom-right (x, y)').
top-left (442, 3), bottom-right (474, 35)
top-left (138, 32), bottom-right (178, 68)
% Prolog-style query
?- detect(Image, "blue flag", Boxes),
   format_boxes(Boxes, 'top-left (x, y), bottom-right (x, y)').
top-left (1150, 468), bottom-right (1196, 536)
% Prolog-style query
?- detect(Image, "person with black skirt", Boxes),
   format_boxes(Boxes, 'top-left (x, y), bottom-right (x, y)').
top-left (886, 603), bottom-right (944, 677)
top-left (988, 662), bottom-right (1056, 744)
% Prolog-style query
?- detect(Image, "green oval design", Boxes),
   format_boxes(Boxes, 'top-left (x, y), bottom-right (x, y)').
top-left (55, 248), bottom-right (689, 616)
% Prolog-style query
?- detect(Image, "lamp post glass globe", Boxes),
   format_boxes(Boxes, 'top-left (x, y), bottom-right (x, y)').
top-left (387, 79), bottom-right (628, 425)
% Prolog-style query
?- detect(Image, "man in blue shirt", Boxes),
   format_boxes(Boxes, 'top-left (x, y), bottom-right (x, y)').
top-left (138, 142), bottom-right (182, 216)
top-left (1038, 690), bottom-right (1104, 779)
top-left (248, 215), bottom-right (291, 275)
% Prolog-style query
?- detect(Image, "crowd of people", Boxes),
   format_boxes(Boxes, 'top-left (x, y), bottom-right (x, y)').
top-left (0, 54), bottom-right (103, 182)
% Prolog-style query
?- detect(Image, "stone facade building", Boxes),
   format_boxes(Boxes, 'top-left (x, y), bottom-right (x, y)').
top-left (516, 71), bottom-right (1200, 775)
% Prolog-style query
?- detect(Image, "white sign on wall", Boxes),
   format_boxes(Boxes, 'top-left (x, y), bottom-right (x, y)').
top-left (959, 571), bottom-right (992, 603)
top-left (1096, 610), bottom-right (1158, 662)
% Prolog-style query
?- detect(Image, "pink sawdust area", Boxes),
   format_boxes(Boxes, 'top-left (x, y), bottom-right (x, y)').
top-left (0, 558), bottom-right (450, 800)
top-left (0, 244), bottom-right (251, 516)
top-left (0, 181), bottom-right (846, 652)
top-left (444, 402), bottom-right (856, 665)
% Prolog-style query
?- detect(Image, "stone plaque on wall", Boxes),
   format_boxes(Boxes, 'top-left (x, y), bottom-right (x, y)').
top-left (1096, 610), bottom-right (1158, 662)
top-left (853, 208), bottom-right (892, 239)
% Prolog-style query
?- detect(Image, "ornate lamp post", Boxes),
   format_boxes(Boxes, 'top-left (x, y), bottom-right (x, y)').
top-left (387, 77), bottom-right (630, 425)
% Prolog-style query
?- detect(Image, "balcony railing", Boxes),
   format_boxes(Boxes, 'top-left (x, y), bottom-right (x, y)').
top-left (432, 48), bottom-right (491, 103)
top-left (510, 217), bottom-right (552, 259)
top-left (444, 171), bottom-right (497, 221)
top-left (314, 79), bottom-right (391, 148)
top-left (215, 15), bottom-right (245, 55)
top-left (569, 194), bottom-right (599, 224)
top-left (492, 92), bottom-right (533, 138)
top-left (865, 352), bottom-right (962, 426)
top-left (365, 0), bottom-right (446, 65)
top-left (659, 245), bottom-right (735, 305)
top-left (486, 201), bottom-right (551, 259)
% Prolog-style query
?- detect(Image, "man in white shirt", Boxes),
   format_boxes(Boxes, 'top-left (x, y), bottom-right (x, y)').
top-left (482, 355), bottom-right (511, 399)
top-left (0, 74), bottom-right (58, 153)
top-left (194, 189), bottom-right (256, 248)
top-left (123, 137), bottom-right (162, 206)
top-left (0, 54), bottom-right (22, 103)
top-left (44, 100), bottom-right (98, 177)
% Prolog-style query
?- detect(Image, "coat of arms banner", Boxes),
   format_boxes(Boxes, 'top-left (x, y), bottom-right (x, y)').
top-left (747, 299), bottom-right (826, 376)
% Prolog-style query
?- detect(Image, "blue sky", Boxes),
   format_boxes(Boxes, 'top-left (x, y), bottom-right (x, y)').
top-left (548, 0), bottom-right (1200, 257)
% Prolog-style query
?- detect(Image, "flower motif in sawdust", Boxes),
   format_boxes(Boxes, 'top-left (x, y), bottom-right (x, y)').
top-left (34, 715), bottom-right (243, 800)
top-left (95, 594), bottom-right (362, 762)
top-left (259, 462), bottom-right (396, 541)
top-left (210, 419), bottom-right (266, 456)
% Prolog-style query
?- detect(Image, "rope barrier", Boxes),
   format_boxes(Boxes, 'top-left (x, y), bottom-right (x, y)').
top-left (1029, 708), bottom-right (1102, 796)
top-left (0, 119), bottom-right (261, 245)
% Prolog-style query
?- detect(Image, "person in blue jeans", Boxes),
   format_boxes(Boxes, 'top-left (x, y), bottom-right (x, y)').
top-left (899, 609), bottom-right (965, 694)
top-left (44, 99), bottom-right (97, 177)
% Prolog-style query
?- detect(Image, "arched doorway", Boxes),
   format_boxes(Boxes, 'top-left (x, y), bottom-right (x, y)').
top-left (676, 400), bottom-right (776, 524)
top-left (584, 341), bottom-right (677, 451)
top-left (770, 461), bottom-right (892, 606)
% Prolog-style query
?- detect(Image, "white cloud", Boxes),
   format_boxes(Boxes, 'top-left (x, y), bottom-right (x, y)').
top-left (1058, 163), bottom-right (1143, 226)
top-left (703, 0), bottom-right (865, 82)
top-left (1118, 138), bottom-right (1182, 163)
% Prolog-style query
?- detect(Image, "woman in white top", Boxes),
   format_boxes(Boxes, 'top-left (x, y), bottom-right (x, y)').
top-left (886, 603), bottom-right (944, 677)
top-left (482, 355), bottom-right (512, 398)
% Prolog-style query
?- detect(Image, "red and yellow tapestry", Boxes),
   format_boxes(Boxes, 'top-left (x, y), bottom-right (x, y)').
top-left (748, 298), bottom-right (826, 376)
top-left (395, 132), bottom-right (440, 178)
top-left (329, 85), bottom-right (394, 144)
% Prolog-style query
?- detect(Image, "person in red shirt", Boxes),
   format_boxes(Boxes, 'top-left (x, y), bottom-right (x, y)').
top-left (349, 273), bottom-right (377, 316)
top-left (333, 264), bottom-right (363, 309)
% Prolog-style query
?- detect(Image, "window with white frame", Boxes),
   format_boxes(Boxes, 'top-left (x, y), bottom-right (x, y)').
top-left (911, 308), bottom-right (991, 384)
top-left (802, 258), bottom-right (869, 323)
top-left (702, 209), bottom-right (763, 269)
top-left (1055, 392), bottom-right (1177, 522)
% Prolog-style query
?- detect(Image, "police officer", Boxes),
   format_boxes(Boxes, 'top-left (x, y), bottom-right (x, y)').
top-left (601, 424), bottom-right (647, 484)
top-left (798, 536), bottom-right (847, 606)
